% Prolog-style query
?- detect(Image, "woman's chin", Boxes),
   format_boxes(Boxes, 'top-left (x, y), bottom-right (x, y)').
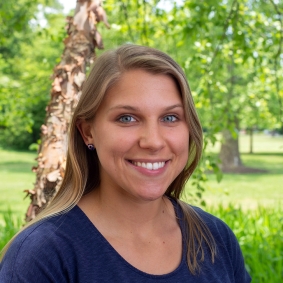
top-left (129, 187), bottom-right (167, 202)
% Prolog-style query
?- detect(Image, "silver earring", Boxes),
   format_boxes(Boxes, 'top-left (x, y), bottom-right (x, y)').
top-left (87, 144), bottom-right (95, 151)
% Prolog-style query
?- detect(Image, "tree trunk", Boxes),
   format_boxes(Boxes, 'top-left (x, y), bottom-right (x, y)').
top-left (25, 0), bottom-right (109, 221)
top-left (249, 128), bottom-right (253, 154)
top-left (219, 129), bottom-right (242, 171)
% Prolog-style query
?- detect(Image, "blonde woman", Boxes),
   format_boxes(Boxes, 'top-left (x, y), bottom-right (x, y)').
top-left (0, 45), bottom-right (251, 282)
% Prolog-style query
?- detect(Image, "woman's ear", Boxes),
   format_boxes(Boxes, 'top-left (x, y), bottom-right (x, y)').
top-left (76, 119), bottom-right (95, 147)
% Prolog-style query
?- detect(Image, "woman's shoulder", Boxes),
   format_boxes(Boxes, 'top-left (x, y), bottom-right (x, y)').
top-left (10, 207), bottom-right (81, 248)
top-left (181, 204), bottom-right (238, 249)
top-left (0, 206), bottom-right (88, 282)
top-left (191, 206), bottom-right (232, 231)
top-left (172, 199), bottom-right (233, 237)
top-left (188, 204), bottom-right (251, 282)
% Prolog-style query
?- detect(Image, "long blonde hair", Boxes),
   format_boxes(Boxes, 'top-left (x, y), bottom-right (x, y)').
top-left (1, 44), bottom-right (216, 273)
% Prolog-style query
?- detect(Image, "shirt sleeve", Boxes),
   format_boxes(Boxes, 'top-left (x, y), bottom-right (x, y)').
top-left (224, 224), bottom-right (251, 283)
top-left (0, 226), bottom-right (68, 283)
top-left (193, 206), bottom-right (252, 283)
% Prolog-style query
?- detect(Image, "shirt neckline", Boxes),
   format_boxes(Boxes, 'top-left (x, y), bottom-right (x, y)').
top-left (73, 197), bottom-right (187, 279)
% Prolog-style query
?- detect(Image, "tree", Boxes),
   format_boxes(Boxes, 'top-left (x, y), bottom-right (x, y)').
top-left (0, 0), bottom-right (65, 148)
top-left (25, 0), bottom-right (109, 221)
top-left (161, 0), bottom-right (283, 170)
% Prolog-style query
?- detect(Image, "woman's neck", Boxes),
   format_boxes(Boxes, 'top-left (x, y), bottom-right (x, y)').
top-left (78, 188), bottom-right (175, 237)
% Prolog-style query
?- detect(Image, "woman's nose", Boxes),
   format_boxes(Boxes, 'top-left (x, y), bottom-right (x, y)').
top-left (138, 121), bottom-right (165, 151)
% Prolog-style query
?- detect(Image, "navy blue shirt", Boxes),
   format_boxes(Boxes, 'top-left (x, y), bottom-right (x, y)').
top-left (0, 201), bottom-right (251, 282)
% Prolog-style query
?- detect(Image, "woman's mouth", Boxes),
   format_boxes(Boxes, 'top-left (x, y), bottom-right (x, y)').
top-left (129, 161), bottom-right (166, 170)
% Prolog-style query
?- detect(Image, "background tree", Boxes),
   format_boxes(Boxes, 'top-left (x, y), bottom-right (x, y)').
top-left (0, 0), bottom-right (65, 148)
top-left (25, 0), bottom-right (109, 221)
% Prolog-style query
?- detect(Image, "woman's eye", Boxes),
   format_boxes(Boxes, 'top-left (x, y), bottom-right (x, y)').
top-left (162, 115), bottom-right (178, 122)
top-left (118, 115), bottom-right (136, 123)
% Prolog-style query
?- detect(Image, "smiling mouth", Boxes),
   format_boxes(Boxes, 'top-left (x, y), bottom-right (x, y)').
top-left (129, 161), bottom-right (166, 170)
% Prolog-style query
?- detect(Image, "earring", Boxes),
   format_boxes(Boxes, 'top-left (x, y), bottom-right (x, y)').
top-left (87, 144), bottom-right (95, 151)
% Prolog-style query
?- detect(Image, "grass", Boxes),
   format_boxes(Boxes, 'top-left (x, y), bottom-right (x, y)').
top-left (201, 153), bottom-right (283, 208)
top-left (207, 133), bottom-right (283, 154)
top-left (186, 133), bottom-right (283, 208)
top-left (0, 148), bottom-right (36, 223)
top-left (0, 210), bottom-right (21, 251)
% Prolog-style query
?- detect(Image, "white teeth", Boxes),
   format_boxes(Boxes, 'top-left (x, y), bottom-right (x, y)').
top-left (147, 163), bottom-right (153, 170)
top-left (153, 163), bottom-right (159, 170)
top-left (132, 161), bottom-right (166, 170)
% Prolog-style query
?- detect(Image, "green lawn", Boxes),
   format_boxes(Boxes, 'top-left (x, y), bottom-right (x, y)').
top-left (186, 133), bottom-right (283, 209)
top-left (0, 149), bottom-right (37, 223)
top-left (207, 133), bottom-right (283, 154)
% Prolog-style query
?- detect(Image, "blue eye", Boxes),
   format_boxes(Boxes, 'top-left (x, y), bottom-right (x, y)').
top-left (118, 115), bottom-right (136, 123)
top-left (162, 115), bottom-right (178, 122)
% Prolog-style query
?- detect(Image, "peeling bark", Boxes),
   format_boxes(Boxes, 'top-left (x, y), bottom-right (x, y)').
top-left (25, 0), bottom-right (109, 221)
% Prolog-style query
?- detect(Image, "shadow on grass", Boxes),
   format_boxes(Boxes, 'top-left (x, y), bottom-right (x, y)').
top-left (207, 152), bottom-right (283, 175)
top-left (221, 166), bottom-right (268, 174)
top-left (0, 161), bottom-right (36, 173)
top-left (241, 152), bottom-right (283, 156)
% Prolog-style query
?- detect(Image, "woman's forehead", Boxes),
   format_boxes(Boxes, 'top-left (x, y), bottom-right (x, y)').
top-left (100, 70), bottom-right (183, 108)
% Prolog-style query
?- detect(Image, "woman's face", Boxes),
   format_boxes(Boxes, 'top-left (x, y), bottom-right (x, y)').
top-left (85, 69), bottom-right (189, 202)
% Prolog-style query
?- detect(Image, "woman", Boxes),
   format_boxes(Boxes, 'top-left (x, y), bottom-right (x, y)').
top-left (0, 45), bottom-right (251, 282)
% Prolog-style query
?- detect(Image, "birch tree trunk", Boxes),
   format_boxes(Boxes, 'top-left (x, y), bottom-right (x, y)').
top-left (25, 0), bottom-right (109, 221)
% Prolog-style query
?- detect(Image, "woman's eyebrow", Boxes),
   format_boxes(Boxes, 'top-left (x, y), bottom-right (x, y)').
top-left (165, 104), bottom-right (183, 110)
top-left (108, 105), bottom-right (140, 112)
top-left (108, 104), bottom-right (183, 112)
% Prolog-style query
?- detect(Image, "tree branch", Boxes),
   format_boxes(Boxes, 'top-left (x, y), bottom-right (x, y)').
top-left (210, 0), bottom-right (238, 66)
top-left (142, 0), bottom-right (149, 45)
top-left (120, 0), bottom-right (135, 42)
top-left (269, 0), bottom-right (283, 129)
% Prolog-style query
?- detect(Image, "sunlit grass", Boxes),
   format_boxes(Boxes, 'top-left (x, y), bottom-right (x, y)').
top-left (0, 148), bottom-right (36, 222)
top-left (201, 153), bottom-right (283, 208)
top-left (186, 134), bottom-right (283, 209)
top-left (206, 133), bottom-right (283, 154)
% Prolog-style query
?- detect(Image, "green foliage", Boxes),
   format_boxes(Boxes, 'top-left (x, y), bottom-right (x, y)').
top-left (101, 0), bottom-right (282, 135)
top-left (208, 204), bottom-right (283, 282)
top-left (0, 209), bottom-right (22, 251)
top-left (0, 0), bottom-right (37, 59)
top-left (0, 0), bottom-right (65, 149)
top-left (1, 1), bottom-right (282, 149)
